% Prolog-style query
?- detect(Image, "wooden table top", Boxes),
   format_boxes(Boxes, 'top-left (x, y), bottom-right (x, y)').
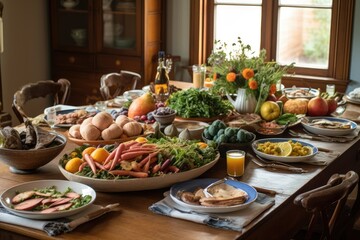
top-left (1, 82), bottom-right (360, 239)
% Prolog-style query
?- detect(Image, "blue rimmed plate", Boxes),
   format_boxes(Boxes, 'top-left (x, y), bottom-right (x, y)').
top-left (252, 138), bottom-right (318, 163)
top-left (170, 178), bottom-right (257, 213)
top-left (301, 117), bottom-right (357, 137)
top-left (284, 87), bottom-right (319, 99)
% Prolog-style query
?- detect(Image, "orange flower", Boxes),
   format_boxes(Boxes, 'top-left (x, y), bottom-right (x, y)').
top-left (269, 84), bottom-right (277, 94)
top-left (226, 72), bottom-right (236, 82)
top-left (242, 68), bottom-right (255, 80)
top-left (248, 78), bottom-right (258, 90)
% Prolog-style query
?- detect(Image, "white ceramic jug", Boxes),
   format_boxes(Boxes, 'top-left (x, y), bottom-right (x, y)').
top-left (226, 88), bottom-right (257, 113)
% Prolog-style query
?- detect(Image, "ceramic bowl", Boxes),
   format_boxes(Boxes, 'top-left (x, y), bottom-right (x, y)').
top-left (173, 120), bottom-right (209, 140)
top-left (153, 112), bottom-right (176, 126)
top-left (0, 133), bottom-right (67, 173)
top-left (123, 90), bottom-right (145, 101)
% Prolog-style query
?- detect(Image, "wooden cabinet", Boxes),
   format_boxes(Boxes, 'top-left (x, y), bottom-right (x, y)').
top-left (49, 0), bottom-right (164, 105)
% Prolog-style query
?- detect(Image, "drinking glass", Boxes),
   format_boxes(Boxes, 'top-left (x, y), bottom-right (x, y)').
top-left (226, 150), bottom-right (245, 177)
top-left (45, 107), bottom-right (57, 129)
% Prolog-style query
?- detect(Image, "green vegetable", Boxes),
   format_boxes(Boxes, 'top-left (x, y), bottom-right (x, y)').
top-left (167, 88), bottom-right (233, 118)
top-left (276, 113), bottom-right (298, 125)
top-left (224, 127), bottom-right (237, 138)
top-left (237, 129), bottom-right (246, 142)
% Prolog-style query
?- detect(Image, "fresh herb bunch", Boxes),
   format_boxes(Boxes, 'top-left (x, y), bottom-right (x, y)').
top-left (167, 88), bottom-right (233, 118)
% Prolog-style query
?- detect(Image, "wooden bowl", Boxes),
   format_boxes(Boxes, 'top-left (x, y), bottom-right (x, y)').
top-left (0, 133), bottom-right (67, 173)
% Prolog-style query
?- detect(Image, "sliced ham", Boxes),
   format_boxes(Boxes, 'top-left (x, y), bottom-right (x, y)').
top-left (65, 192), bottom-right (81, 199)
top-left (14, 198), bottom-right (44, 210)
top-left (49, 197), bottom-right (73, 207)
top-left (11, 191), bottom-right (35, 204)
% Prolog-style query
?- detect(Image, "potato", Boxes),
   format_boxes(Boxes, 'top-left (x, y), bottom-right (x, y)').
top-left (69, 124), bottom-right (81, 139)
top-left (115, 115), bottom-right (132, 127)
top-left (92, 112), bottom-right (113, 131)
top-left (101, 123), bottom-right (123, 140)
top-left (80, 123), bottom-right (101, 140)
top-left (122, 121), bottom-right (143, 137)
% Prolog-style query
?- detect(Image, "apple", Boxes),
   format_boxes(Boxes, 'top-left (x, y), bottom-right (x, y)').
top-left (307, 96), bottom-right (329, 116)
top-left (260, 101), bottom-right (281, 121)
top-left (326, 98), bottom-right (338, 115)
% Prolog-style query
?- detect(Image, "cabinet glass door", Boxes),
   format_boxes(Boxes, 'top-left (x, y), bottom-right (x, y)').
top-left (100, 0), bottom-right (139, 54)
top-left (53, 0), bottom-right (93, 50)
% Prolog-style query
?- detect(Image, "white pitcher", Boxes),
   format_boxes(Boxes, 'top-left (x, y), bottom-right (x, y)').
top-left (226, 88), bottom-right (257, 113)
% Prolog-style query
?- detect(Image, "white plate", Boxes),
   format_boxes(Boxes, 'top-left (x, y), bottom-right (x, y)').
top-left (0, 180), bottom-right (96, 220)
top-left (170, 178), bottom-right (257, 213)
top-left (284, 87), bottom-right (319, 99)
top-left (252, 138), bottom-right (318, 163)
top-left (344, 95), bottom-right (360, 105)
top-left (301, 117), bottom-right (357, 137)
top-left (59, 154), bottom-right (220, 192)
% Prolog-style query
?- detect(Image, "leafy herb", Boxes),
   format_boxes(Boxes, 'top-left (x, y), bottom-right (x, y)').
top-left (167, 88), bottom-right (233, 118)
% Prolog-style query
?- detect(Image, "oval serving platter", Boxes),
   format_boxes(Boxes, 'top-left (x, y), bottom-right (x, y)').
top-left (301, 117), bottom-right (357, 137)
top-left (169, 178), bottom-right (257, 213)
top-left (252, 138), bottom-right (318, 163)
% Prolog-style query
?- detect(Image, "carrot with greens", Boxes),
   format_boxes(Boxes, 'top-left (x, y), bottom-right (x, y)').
top-left (109, 170), bottom-right (149, 178)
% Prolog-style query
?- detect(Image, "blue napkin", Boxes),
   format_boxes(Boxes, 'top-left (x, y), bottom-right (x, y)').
top-left (149, 191), bottom-right (275, 232)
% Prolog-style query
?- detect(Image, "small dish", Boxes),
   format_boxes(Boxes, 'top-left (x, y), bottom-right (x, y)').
top-left (284, 87), bottom-right (319, 99)
top-left (0, 180), bottom-right (96, 220)
top-left (255, 121), bottom-right (287, 136)
top-left (173, 120), bottom-right (209, 140)
top-left (123, 90), bottom-right (145, 101)
top-left (301, 117), bottom-right (357, 137)
top-left (170, 178), bottom-right (257, 213)
top-left (252, 138), bottom-right (318, 163)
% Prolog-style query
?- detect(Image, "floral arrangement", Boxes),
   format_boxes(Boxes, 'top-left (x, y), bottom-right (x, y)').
top-left (207, 37), bottom-right (294, 113)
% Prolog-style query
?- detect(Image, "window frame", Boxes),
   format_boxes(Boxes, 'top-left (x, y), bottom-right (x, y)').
top-left (190, 0), bottom-right (355, 93)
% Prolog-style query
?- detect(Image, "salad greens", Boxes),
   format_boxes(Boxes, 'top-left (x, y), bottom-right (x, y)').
top-left (167, 88), bottom-right (233, 118)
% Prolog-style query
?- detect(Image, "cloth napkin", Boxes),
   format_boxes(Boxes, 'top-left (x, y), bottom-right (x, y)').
top-left (149, 192), bottom-right (275, 232)
top-left (0, 203), bottom-right (120, 236)
top-left (303, 150), bottom-right (340, 166)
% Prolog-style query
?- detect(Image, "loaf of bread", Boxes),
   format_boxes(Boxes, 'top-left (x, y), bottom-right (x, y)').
top-left (283, 98), bottom-right (309, 114)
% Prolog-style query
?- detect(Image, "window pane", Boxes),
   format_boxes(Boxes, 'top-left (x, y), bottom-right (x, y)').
top-left (277, 7), bottom-right (331, 69)
top-left (215, 0), bottom-right (261, 4)
top-left (279, 0), bottom-right (332, 7)
top-left (214, 5), bottom-right (261, 54)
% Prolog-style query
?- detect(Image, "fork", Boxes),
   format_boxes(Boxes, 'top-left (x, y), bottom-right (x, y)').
top-left (248, 153), bottom-right (307, 173)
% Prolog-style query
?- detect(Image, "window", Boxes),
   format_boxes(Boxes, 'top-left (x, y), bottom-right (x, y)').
top-left (190, 0), bottom-right (354, 92)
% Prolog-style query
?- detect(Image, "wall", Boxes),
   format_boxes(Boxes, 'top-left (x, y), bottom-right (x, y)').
top-left (1, 0), bottom-right (50, 125)
top-left (348, 0), bottom-right (360, 93)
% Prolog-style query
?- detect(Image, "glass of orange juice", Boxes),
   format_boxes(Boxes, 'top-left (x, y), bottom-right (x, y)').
top-left (226, 150), bottom-right (245, 177)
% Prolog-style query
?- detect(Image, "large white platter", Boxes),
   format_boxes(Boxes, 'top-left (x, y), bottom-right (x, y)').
top-left (170, 178), bottom-right (257, 213)
top-left (59, 154), bottom-right (220, 192)
top-left (0, 180), bottom-right (96, 220)
top-left (252, 138), bottom-right (318, 163)
top-left (301, 117), bottom-right (357, 137)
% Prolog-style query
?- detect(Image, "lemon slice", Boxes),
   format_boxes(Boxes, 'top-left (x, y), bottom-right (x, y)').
top-left (277, 142), bottom-right (292, 156)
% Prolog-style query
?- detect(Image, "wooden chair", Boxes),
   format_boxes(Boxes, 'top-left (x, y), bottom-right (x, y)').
top-left (12, 79), bottom-right (71, 123)
top-left (99, 71), bottom-right (140, 100)
top-left (293, 171), bottom-right (359, 240)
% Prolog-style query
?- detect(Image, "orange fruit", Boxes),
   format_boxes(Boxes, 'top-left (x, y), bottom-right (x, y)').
top-left (65, 157), bottom-right (83, 173)
top-left (90, 148), bottom-right (110, 164)
top-left (197, 142), bottom-right (208, 149)
top-left (135, 137), bottom-right (148, 143)
top-left (82, 146), bottom-right (96, 156)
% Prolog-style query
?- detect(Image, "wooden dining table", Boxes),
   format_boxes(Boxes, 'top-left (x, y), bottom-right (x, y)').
top-left (1, 81), bottom-right (360, 240)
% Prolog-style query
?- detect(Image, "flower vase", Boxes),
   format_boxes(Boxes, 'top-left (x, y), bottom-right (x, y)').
top-left (226, 88), bottom-right (257, 113)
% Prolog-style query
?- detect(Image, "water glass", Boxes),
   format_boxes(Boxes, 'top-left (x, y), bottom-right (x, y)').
top-left (45, 107), bottom-right (57, 129)
top-left (326, 84), bottom-right (335, 96)
top-left (226, 150), bottom-right (245, 177)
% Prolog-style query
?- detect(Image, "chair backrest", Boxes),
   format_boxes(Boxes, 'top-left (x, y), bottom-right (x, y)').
top-left (12, 79), bottom-right (71, 123)
top-left (294, 171), bottom-right (359, 240)
top-left (99, 71), bottom-right (140, 100)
